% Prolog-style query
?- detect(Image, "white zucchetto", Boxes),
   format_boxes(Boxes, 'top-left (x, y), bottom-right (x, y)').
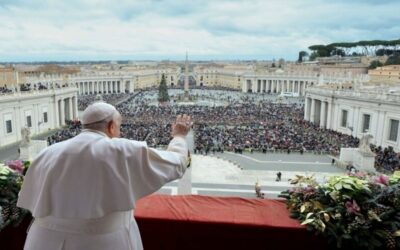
top-left (81, 102), bottom-right (117, 125)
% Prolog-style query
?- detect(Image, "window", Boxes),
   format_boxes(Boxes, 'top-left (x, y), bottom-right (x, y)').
top-left (341, 110), bottom-right (348, 128)
top-left (6, 120), bottom-right (12, 133)
top-left (43, 112), bottom-right (48, 123)
top-left (388, 119), bottom-right (399, 142)
top-left (362, 114), bottom-right (371, 133)
top-left (26, 116), bottom-right (32, 127)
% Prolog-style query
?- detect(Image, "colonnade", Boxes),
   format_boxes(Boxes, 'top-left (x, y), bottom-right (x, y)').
top-left (55, 96), bottom-right (79, 126)
top-left (76, 80), bottom-right (123, 95)
top-left (304, 97), bottom-right (333, 129)
top-left (244, 78), bottom-right (316, 96)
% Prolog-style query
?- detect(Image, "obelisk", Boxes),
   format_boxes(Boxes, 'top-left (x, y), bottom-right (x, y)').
top-left (184, 51), bottom-right (190, 101)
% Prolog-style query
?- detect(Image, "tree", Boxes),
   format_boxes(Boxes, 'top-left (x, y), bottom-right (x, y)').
top-left (306, 39), bottom-right (400, 58)
top-left (158, 74), bottom-right (170, 103)
top-left (385, 55), bottom-right (400, 65)
top-left (308, 45), bottom-right (334, 58)
top-left (309, 52), bottom-right (318, 61)
top-left (298, 51), bottom-right (308, 62)
top-left (368, 60), bottom-right (383, 69)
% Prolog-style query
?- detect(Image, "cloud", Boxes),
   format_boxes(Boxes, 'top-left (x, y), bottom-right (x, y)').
top-left (0, 0), bottom-right (399, 61)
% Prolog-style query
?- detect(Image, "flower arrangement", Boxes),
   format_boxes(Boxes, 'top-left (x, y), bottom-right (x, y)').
top-left (279, 171), bottom-right (400, 250)
top-left (0, 160), bottom-right (30, 231)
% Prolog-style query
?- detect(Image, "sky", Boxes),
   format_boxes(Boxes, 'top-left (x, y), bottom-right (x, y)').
top-left (0, 0), bottom-right (399, 62)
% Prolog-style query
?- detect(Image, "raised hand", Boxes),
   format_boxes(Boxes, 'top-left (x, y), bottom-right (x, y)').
top-left (171, 114), bottom-right (192, 138)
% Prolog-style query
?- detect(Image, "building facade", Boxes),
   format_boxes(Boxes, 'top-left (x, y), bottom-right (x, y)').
top-left (304, 86), bottom-right (400, 151)
top-left (368, 65), bottom-right (400, 85)
top-left (0, 87), bottom-right (78, 147)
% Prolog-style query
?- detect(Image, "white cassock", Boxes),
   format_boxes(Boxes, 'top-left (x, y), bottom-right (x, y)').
top-left (17, 129), bottom-right (188, 250)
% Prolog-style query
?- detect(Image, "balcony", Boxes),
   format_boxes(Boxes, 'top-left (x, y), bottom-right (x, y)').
top-left (0, 194), bottom-right (327, 250)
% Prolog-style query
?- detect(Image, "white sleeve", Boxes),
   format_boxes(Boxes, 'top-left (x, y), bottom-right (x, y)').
top-left (130, 137), bottom-right (189, 200)
top-left (167, 136), bottom-right (190, 169)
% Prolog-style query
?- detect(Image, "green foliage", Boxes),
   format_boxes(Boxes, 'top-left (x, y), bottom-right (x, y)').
top-left (279, 172), bottom-right (400, 249)
top-left (0, 161), bottom-right (30, 231)
top-left (158, 74), bottom-right (170, 103)
top-left (385, 55), bottom-right (400, 66)
top-left (369, 60), bottom-right (383, 69)
top-left (307, 39), bottom-right (400, 57)
top-left (308, 45), bottom-right (334, 57)
top-left (309, 52), bottom-right (318, 61)
top-left (298, 51), bottom-right (308, 62)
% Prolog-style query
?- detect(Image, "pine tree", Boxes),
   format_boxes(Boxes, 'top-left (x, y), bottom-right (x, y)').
top-left (158, 74), bottom-right (170, 103)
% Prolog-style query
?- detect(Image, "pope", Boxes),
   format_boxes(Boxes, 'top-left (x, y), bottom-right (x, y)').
top-left (17, 101), bottom-right (192, 250)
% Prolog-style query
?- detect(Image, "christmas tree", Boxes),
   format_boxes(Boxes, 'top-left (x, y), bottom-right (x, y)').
top-left (158, 74), bottom-right (170, 103)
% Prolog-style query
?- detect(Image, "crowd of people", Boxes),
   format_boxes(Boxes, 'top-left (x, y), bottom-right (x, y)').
top-left (371, 145), bottom-right (400, 172)
top-left (78, 93), bottom-right (133, 110)
top-left (20, 83), bottom-right (49, 91)
top-left (0, 85), bottom-right (13, 94)
top-left (115, 91), bottom-right (357, 156)
top-left (47, 120), bottom-right (81, 145)
top-left (46, 89), bottom-right (399, 173)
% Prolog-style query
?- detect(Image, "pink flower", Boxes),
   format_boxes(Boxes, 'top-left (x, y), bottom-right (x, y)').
top-left (345, 200), bottom-right (360, 214)
top-left (349, 171), bottom-right (367, 178)
top-left (5, 160), bottom-right (24, 174)
top-left (372, 175), bottom-right (389, 186)
top-left (303, 186), bottom-right (315, 193)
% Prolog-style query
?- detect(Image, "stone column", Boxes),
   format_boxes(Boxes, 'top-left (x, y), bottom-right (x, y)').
top-left (60, 99), bottom-right (65, 126)
top-left (298, 82), bottom-right (302, 95)
top-left (261, 80), bottom-right (264, 92)
top-left (326, 101), bottom-right (332, 129)
top-left (292, 81), bottom-right (295, 93)
top-left (375, 111), bottom-right (386, 145)
top-left (353, 107), bottom-right (361, 137)
top-left (310, 98), bottom-right (316, 123)
top-left (320, 101), bottom-right (326, 128)
top-left (263, 80), bottom-right (266, 92)
top-left (54, 100), bottom-right (60, 128)
top-left (304, 97), bottom-right (310, 121)
top-left (252, 80), bottom-right (257, 93)
top-left (68, 97), bottom-right (73, 121)
top-left (277, 80), bottom-right (281, 93)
